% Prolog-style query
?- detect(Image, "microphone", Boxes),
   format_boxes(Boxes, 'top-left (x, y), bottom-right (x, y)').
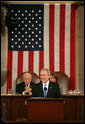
top-left (44, 87), bottom-right (47, 98)
top-left (44, 87), bottom-right (47, 91)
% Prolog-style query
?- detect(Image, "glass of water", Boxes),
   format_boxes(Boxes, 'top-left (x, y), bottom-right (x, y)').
top-left (8, 89), bottom-right (15, 94)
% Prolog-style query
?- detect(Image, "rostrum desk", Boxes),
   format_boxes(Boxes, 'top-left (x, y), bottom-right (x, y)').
top-left (27, 98), bottom-right (64, 122)
top-left (1, 94), bottom-right (84, 123)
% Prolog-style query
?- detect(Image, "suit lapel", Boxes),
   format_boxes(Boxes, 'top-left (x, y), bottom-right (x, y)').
top-left (47, 82), bottom-right (53, 97)
top-left (30, 82), bottom-right (32, 88)
top-left (22, 82), bottom-right (25, 91)
top-left (39, 82), bottom-right (44, 97)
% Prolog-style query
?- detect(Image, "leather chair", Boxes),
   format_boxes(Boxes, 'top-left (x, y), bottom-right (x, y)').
top-left (16, 72), bottom-right (40, 85)
top-left (52, 71), bottom-right (71, 94)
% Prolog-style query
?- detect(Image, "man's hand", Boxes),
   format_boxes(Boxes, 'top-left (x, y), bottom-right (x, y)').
top-left (24, 86), bottom-right (32, 94)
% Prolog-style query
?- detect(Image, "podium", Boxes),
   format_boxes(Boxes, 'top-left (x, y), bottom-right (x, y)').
top-left (27, 98), bottom-right (65, 123)
top-left (1, 95), bottom-right (84, 123)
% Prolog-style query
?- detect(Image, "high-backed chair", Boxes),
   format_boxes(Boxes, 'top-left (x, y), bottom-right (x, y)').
top-left (16, 72), bottom-right (40, 85)
top-left (52, 71), bottom-right (71, 94)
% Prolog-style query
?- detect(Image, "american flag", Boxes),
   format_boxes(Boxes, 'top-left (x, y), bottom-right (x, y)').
top-left (6, 3), bottom-right (76, 93)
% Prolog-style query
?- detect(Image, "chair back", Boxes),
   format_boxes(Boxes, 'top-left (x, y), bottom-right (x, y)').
top-left (52, 71), bottom-right (71, 94)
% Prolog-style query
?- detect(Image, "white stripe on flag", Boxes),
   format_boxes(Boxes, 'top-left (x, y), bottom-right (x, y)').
top-left (54, 4), bottom-right (60, 71)
top-left (65, 4), bottom-right (71, 77)
top-left (44, 4), bottom-right (49, 69)
top-left (34, 51), bottom-right (39, 75)
top-left (12, 51), bottom-right (18, 91)
top-left (23, 51), bottom-right (28, 72)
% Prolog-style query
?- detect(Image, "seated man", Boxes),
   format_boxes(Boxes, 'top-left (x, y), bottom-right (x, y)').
top-left (16, 72), bottom-right (36, 96)
top-left (34, 68), bottom-right (62, 98)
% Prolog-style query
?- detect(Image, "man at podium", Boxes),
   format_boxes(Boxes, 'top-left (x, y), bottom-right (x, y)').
top-left (34, 68), bottom-right (62, 98)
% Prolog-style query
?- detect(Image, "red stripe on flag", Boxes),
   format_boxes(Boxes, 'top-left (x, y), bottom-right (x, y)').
top-left (39, 51), bottom-right (44, 76)
top-left (70, 4), bottom-right (76, 90)
top-left (49, 4), bottom-right (54, 73)
top-left (17, 51), bottom-right (23, 77)
top-left (7, 51), bottom-right (13, 93)
top-left (59, 4), bottom-right (65, 72)
top-left (29, 51), bottom-right (34, 72)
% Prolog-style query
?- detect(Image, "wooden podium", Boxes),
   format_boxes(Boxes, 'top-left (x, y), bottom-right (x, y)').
top-left (27, 98), bottom-right (65, 123)
top-left (1, 95), bottom-right (84, 123)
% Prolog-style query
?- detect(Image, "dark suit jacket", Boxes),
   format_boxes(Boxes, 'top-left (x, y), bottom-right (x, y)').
top-left (33, 81), bottom-right (62, 98)
top-left (16, 82), bottom-right (36, 96)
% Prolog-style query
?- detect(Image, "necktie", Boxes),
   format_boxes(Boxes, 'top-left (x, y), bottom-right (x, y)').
top-left (44, 83), bottom-right (47, 98)
top-left (26, 84), bottom-right (30, 87)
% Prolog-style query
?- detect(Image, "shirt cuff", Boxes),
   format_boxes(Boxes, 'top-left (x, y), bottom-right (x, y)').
top-left (22, 92), bottom-right (25, 95)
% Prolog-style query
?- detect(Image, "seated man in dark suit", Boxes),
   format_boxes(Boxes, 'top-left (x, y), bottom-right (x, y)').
top-left (34, 68), bottom-right (62, 98)
top-left (16, 72), bottom-right (36, 96)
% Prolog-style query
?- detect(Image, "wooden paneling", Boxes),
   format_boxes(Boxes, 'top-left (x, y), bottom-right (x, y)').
top-left (1, 94), bottom-right (84, 123)
top-left (64, 97), bottom-right (76, 120)
top-left (76, 96), bottom-right (84, 120)
top-left (27, 98), bottom-right (64, 122)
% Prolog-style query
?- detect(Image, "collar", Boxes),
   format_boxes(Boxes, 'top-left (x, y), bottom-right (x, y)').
top-left (25, 84), bottom-right (30, 87)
